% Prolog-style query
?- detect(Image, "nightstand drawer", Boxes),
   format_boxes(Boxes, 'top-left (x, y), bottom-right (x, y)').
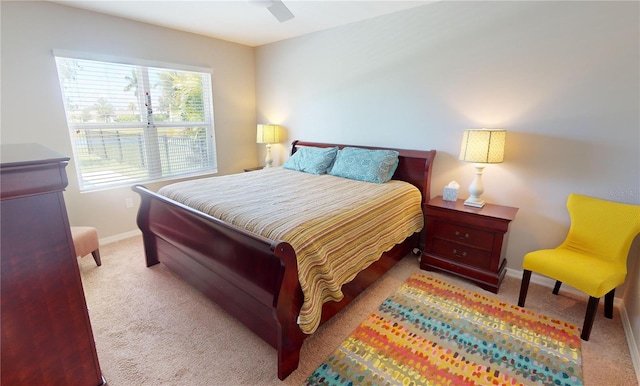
top-left (431, 238), bottom-right (492, 270)
top-left (431, 220), bottom-right (494, 250)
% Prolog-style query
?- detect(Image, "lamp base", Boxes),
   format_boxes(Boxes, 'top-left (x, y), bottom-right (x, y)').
top-left (465, 163), bottom-right (486, 208)
top-left (464, 197), bottom-right (485, 208)
top-left (264, 143), bottom-right (273, 168)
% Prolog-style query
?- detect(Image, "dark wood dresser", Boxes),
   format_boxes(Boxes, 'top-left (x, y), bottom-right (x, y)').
top-left (1, 144), bottom-right (104, 385)
top-left (421, 196), bottom-right (518, 293)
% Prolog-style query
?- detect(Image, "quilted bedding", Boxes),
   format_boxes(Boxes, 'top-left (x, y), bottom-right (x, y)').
top-left (158, 167), bottom-right (423, 333)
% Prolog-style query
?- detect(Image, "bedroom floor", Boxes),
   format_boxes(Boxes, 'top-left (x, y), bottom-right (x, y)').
top-left (77, 235), bottom-right (638, 385)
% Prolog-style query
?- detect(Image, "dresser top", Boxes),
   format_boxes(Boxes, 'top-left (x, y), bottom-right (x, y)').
top-left (1, 143), bottom-right (69, 168)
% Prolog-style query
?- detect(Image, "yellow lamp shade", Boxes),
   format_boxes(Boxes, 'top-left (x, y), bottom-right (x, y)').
top-left (256, 124), bottom-right (281, 144)
top-left (459, 129), bottom-right (505, 164)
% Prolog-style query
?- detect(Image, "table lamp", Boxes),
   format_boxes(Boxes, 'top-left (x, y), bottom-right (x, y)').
top-left (459, 128), bottom-right (506, 208)
top-left (256, 124), bottom-right (281, 168)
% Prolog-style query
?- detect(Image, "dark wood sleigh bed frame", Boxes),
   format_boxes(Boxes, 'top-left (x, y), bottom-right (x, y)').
top-left (132, 140), bottom-right (436, 380)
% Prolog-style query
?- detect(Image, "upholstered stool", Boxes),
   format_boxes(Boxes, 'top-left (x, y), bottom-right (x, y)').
top-left (70, 226), bottom-right (101, 266)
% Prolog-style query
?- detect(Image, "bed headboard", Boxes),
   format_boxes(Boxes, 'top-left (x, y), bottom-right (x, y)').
top-left (291, 140), bottom-right (437, 205)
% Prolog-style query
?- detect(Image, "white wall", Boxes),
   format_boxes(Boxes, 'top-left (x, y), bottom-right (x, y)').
top-left (1, 1), bottom-right (257, 238)
top-left (256, 1), bottom-right (639, 271)
top-left (256, 0), bottom-right (639, 356)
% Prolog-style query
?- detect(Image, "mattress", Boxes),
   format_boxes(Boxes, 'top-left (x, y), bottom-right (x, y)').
top-left (158, 167), bottom-right (424, 333)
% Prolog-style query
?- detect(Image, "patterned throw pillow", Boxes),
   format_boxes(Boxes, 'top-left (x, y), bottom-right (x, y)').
top-left (282, 146), bottom-right (338, 175)
top-left (329, 147), bottom-right (399, 183)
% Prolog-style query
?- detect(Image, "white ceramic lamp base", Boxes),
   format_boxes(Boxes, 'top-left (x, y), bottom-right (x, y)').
top-left (264, 143), bottom-right (273, 168)
top-left (464, 164), bottom-right (486, 208)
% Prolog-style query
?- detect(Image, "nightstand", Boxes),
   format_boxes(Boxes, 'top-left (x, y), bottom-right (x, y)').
top-left (421, 196), bottom-right (518, 293)
top-left (243, 166), bottom-right (264, 172)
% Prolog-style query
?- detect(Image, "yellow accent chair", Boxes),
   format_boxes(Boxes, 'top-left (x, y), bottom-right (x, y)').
top-left (518, 193), bottom-right (640, 341)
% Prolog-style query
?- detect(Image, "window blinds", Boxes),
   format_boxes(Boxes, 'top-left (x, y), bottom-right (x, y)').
top-left (54, 55), bottom-right (217, 191)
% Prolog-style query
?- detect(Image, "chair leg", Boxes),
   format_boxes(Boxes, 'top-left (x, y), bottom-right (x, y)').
top-left (518, 270), bottom-right (532, 307)
top-left (604, 289), bottom-right (615, 319)
top-left (552, 281), bottom-right (562, 295)
top-left (91, 249), bottom-right (102, 267)
top-left (581, 296), bottom-right (600, 341)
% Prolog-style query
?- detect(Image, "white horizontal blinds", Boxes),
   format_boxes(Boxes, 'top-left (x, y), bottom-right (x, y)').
top-left (54, 55), bottom-right (217, 191)
top-left (57, 59), bottom-right (143, 125)
top-left (147, 67), bottom-right (208, 124)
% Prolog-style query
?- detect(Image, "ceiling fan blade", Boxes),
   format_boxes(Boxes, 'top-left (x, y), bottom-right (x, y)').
top-left (268, 0), bottom-right (294, 22)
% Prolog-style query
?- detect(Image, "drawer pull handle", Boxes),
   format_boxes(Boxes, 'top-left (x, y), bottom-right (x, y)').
top-left (452, 249), bottom-right (467, 258)
top-left (455, 231), bottom-right (470, 239)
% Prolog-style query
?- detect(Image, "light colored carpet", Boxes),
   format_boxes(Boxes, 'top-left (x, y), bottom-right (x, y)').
top-left (78, 236), bottom-right (637, 385)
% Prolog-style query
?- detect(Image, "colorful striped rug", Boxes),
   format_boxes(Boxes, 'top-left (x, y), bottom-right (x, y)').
top-left (305, 273), bottom-right (583, 386)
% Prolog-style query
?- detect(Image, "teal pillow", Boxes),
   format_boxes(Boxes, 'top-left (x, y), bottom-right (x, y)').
top-left (329, 147), bottom-right (399, 183)
top-left (282, 146), bottom-right (338, 175)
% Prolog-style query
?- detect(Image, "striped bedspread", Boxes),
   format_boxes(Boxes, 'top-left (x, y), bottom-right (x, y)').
top-left (158, 167), bottom-right (424, 334)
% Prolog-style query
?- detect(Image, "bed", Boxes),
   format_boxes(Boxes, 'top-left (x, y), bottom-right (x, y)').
top-left (132, 140), bottom-right (436, 380)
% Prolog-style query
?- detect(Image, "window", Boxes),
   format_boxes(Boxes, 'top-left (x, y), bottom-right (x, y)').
top-left (54, 53), bottom-right (217, 191)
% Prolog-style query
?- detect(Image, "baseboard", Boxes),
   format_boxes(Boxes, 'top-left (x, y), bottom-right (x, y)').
top-left (98, 229), bottom-right (141, 246)
top-left (506, 268), bottom-right (640, 383)
top-left (619, 302), bottom-right (640, 385)
top-left (505, 268), bottom-right (588, 298)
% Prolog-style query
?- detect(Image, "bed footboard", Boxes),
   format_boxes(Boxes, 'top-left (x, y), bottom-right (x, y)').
top-left (133, 185), bottom-right (305, 379)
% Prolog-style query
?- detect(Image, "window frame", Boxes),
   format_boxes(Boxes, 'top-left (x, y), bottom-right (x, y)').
top-left (54, 50), bottom-right (218, 192)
